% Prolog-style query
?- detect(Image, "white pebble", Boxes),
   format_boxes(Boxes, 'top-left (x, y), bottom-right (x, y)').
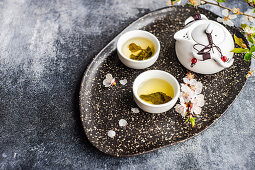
top-left (107, 130), bottom-right (116, 138)
top-left (131, 107), bottom-right (139, 113)
top-left (119, 119), bottom-right (128, 127)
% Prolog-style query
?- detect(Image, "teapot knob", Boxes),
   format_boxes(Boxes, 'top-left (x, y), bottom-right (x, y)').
top-left (205, 23), bottom-right (214, 34)
top-left (184, 14), bottom-right (208, 25)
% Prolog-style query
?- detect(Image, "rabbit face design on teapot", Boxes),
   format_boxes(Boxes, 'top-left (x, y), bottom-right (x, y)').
top-left (174, 14), bottom-right (234, 74)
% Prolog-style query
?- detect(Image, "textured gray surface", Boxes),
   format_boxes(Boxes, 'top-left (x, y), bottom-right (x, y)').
top-left (0, 0), bottom-right (254, 169)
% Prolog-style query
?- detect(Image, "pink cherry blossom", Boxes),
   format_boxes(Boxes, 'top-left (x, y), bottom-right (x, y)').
top-left (175, 73), bottom-right (205, 126)
top-left (217, 9), bottom-right (237, 26)
top-left (103, 73), bottom-right (116, 87)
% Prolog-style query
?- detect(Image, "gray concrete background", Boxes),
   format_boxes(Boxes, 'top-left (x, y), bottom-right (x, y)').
top-left (0, 0), bottom-right (254, 169)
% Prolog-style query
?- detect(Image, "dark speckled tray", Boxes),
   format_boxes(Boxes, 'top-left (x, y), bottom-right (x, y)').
top-left (79, 6), bottom-right (250, 157)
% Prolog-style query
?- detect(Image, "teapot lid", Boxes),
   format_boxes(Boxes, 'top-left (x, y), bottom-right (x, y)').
top-left (191, 22), bottom-right (225, 45)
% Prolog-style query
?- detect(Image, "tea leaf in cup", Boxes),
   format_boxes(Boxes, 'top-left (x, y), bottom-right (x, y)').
top-left (128, 43), bottom-right (142, 52)
top-left (140, 92), bottom-right (172, 104)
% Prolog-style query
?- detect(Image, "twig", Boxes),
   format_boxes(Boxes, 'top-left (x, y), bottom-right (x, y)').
top-left (201, 0), bottom-right (255, 19)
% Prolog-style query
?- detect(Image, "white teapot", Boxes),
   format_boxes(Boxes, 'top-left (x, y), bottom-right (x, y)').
top-left (174, 14), bottom-right (234, 74)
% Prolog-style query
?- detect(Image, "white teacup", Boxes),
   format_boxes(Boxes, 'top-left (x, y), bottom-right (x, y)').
top-left (117, 30), bottom-right (160, 69)
top-left (133, 70), bottom-right (180, 113)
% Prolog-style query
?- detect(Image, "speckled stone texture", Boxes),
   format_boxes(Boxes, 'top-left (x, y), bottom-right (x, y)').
top-left (0, 0), bottom-right (254, 169)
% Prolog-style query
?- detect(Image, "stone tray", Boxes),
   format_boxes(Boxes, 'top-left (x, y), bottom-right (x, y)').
top-left (79, 6), bottom-right (250, 157)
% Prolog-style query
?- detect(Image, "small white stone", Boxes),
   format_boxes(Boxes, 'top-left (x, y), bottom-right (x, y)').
top-left (119, 79), bottom-right (127, 85)
top-left (107, 130), bottom-right (116, 138)
top-left (131, 107), bottom-right (139, 113)
top-left (119, 119), bottom-right (128, 127)
top-left (2, 153), bottom-right (7, 158)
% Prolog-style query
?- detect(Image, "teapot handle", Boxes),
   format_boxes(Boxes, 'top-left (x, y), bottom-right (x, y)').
top-left (184, 14), bottom-right (208, 25)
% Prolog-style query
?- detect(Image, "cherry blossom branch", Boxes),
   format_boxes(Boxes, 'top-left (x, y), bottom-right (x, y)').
top-left (201, 0), bottom-right (255, 19)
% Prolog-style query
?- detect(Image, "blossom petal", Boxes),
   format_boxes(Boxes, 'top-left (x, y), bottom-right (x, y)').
top-left (119, 79), bottom-right (127, 85)
top-left (106, 73), bottom-right (113, 79)
top-left (243, 26), bottom-right (255, 35)
top-left (180, 96), bottom-right (185, 104)
top-left (196, 94), bottom-right (205, 106)
top-left (191, 94), bottom-right (205, 107)
top-left (245, 9), bottom-right (254, 15)
top-left (193, 105), bottom-right (202, 114)
top-left (110, 78), bottom-right (116, 85)
top-left (189, 79), bottom-right (197, 86)
top-left (195, 82), bottom-right (203, 94)
top-left (229, 15), bottom-right (237, 19)
top-left (226, 20), bottom-right (234, 26)
top-left (181, 84), bottom-right (191, 93)
top-left (175, 104), bottom-right (187, 117)
top-left (183, 78), bottom-right (190, 84)
top-left (249, 18), bottom-right (255, 23)
top-left (103, 79), bottom-right (111, 87)
top-left (222, 9), bottom-right (229, 17)
top-left (195, 88), bottom-right (202, 94)
top-left (223, 20), bottom-right (228, 25)
top-left (241, 9), bottom-right (255, 24)
top-left (217, 17), bottom-right (224, 23)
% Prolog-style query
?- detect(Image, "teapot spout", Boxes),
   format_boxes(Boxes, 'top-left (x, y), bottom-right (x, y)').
top-left (192, 50), bottom-right (234, 68)
top-left (174, 29), bottom-right (188, 41)
top-left (212, 56), bottom-right (234, 68)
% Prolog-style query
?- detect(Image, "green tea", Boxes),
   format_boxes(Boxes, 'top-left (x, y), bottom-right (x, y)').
top-left (122, 37), bottom-right (155, 60)
top-left (138, 78), bottom-right (174, 105)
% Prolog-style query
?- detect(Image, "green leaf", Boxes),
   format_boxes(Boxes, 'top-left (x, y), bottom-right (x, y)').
top-left (241, 24), bottom-right (248, 29)
top-left (250, 45), bottom-right (255, 53)
top-left (247, 35), bottom-right (255, 44)
top-left (190, 117), bottom-right (195, 127)
top-left (234, 34), bottom-right (246, 48)
top-left (185, 118), bottom-right (189, 122)
top-left (217, 0), bottom-right (226, 2)
top-left (244, 53), bottom-right (252, 61)
top-left (231, 48), bottom-right (249, 53)
top-left (185, 3), bottom-right (194, 7)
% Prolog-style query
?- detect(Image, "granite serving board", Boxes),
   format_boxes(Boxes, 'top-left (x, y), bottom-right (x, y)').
top-left (79, 6), bottom-right (250, 157)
